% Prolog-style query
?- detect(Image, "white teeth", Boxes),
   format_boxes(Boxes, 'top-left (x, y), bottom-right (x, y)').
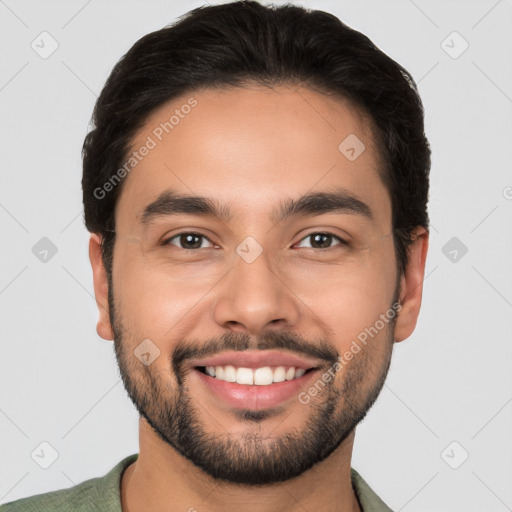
top-left (285, 367), bottom-right (295, 380)
top-left (236, 367), bottom-right (254, 385)
top-left (223, 365), bottom-right (237, 382)
top-left (202, 365), bottom-right (309, 385)
top-left (273, 366), bottom-right (286, 383)
top-left (254, 367), bottom-right (274, 385)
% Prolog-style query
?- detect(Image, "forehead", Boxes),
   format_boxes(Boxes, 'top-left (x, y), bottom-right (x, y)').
top-left (115, 85), bottom-right (390, 232)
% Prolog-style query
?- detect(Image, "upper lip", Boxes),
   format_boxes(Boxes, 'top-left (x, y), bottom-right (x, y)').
top-left (189, 350), bottom-right (323, 371)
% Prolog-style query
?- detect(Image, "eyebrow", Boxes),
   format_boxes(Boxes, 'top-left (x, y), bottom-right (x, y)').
top-left (138, 188), bottom-right (373, 226)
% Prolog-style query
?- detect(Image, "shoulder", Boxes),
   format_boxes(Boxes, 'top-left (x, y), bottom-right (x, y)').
top-left (0, 478), bottom-right (99, 512)
top-left (0, 454), bottom-right (138, 512)
top-left (350, 467), bottom-right (395, 512)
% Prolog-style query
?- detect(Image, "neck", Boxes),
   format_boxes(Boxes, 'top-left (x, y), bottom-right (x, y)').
top-left (121, 419), bottom-right (362, 512)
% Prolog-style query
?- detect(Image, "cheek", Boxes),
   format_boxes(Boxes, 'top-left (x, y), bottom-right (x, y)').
top-left (313, 280), bottom-right (393, 347)
top-left (113, 247), bottom-right (214, 338)
top-left (286, 246), bottom-right (396, 347)
top-left (112, 230), bottom-right (396, 346)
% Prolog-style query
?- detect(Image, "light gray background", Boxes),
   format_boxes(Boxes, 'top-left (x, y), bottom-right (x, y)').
top-left (1, 0), bottom-right (511, 510)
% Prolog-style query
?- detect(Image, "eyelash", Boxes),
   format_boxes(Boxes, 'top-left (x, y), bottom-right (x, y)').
top-left (162, 231), bottom-right (349, 251)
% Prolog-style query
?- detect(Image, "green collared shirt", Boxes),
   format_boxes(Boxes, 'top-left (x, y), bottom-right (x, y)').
top-left (0, 454), bottom-right (394, 511)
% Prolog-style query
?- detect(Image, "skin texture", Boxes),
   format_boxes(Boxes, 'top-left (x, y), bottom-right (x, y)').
top-left (89, 84), bottom-right (429, 512)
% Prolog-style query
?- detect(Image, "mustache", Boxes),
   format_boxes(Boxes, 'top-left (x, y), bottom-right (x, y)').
top-left (172, 330), bottom-right (339, 378)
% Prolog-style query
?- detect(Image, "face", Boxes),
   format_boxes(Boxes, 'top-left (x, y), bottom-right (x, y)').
top-left (90, 84), bottom-right (427, 485)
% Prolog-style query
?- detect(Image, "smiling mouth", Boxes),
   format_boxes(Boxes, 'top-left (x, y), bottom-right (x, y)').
top-left (195, 365), bottom-right (317, 386)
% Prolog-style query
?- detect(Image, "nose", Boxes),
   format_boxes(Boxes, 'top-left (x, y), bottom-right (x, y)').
top-left (212, 246), bottom-right (301, 336)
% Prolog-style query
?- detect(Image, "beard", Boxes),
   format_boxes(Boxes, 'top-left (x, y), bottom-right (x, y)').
top-left (108, 275), bottom-right (399, 486)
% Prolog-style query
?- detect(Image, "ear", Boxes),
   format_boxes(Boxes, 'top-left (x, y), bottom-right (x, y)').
top-left (394, 226), bottom-right (429, 343)
top-left (89, 233), bottom-right (114, 341)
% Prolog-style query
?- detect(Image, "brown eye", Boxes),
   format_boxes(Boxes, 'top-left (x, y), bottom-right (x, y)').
top-left (163, 232), bottom-right (214, 250)
top-left (296, 232), bottom-right (348, 250)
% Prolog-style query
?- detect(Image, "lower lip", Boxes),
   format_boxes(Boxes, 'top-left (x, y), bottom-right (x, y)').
top-left (192, 368), bottom-right (320, 410)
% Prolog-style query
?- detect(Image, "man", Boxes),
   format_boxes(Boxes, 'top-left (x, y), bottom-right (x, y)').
top-left (1, 1), bottom-right (430, 511)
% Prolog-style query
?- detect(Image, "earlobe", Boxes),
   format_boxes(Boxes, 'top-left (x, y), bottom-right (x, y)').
top-left (89, 233), bottom-right (114, 341)
top-left (394, 227), bottom-right (429, 343)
